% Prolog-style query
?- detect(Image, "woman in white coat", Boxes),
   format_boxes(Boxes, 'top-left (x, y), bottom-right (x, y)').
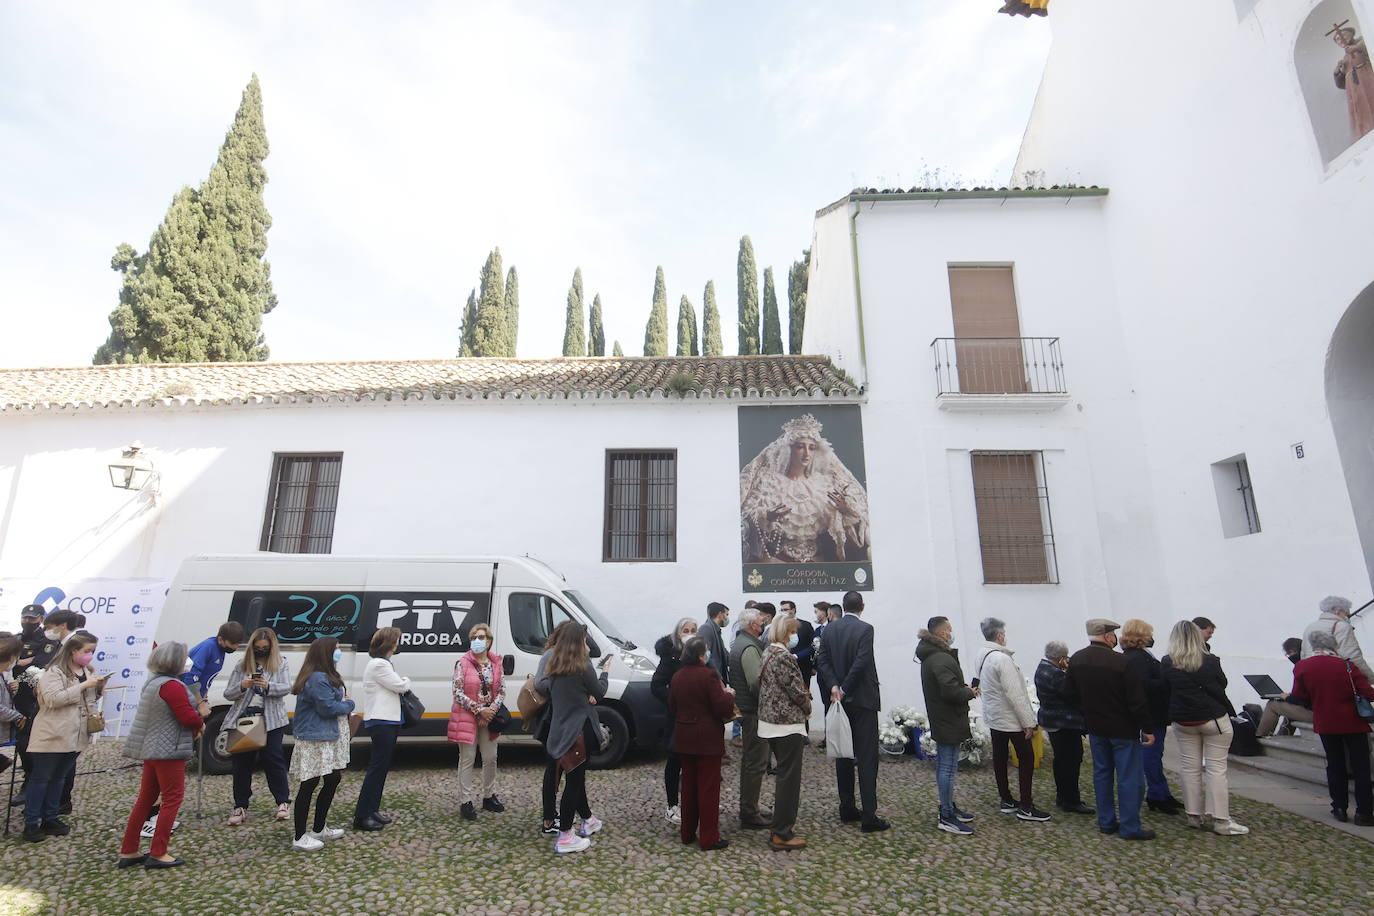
top-left (352, 627), bottom-right (411, 831)
top-left (976, 618), bottom-right (1050, 822)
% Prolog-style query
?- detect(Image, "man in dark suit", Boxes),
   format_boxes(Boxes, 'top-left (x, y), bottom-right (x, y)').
top-left (816, 591), bottom-right (889, 832)
top-left (699, 602), bottom-right (730, 682)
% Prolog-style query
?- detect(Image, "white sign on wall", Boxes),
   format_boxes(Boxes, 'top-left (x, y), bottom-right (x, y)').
top-left (0, 577), bottom-right (170, 737)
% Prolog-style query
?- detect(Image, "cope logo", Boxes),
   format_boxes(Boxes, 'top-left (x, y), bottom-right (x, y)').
top-left (126, 635), bottom-right (149, 647)
top-left (121, 668), bottom-right (132, 679)
top-left (96, 651), bottom-right (108, 662)
top-left (131, 604), bottom-right (142, 615)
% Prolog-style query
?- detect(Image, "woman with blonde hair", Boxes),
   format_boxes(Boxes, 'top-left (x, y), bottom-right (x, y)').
top-left (223, 627), bottom-right (292, 826)
top-left (1119, 619), bottom-right (1182, 815)
top-left (447, 622), bottom-right (506, 821)
top-left (757, 614), bottom-right (810, 850)
top-left (354, 626), bottom-right (410, 831)
top-left (1161, 620), bottom-right (1247, 835)
top-left (23, 630), bottom-right (107, 843)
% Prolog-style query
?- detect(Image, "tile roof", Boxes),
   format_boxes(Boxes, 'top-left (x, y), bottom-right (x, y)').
top-left (817, 185), bottom-right (1107, 216)
top-left (0, 356), bottom-right (861, 412)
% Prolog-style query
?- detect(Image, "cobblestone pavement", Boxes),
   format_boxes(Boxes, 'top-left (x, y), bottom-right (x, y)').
top-left (1, 740), bottom-right (1372, 916)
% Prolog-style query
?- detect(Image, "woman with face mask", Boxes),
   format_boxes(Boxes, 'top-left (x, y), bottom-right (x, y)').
top-left (755, 615), bottom-right (811, 851)
top-left (222, 627), bottom-right (292, 826)
top-left (287, 637), bottom-right (354, 851)
top-left (651, 617), bottom-right (699, 825)
top-left (22, 630), bottom-right (108, 843)
top-left (447, 623), bottom-right (507, 821)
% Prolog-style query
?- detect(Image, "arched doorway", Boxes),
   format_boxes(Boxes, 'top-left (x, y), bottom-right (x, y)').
top-left (1326, 280), bottom-right (1374, 587)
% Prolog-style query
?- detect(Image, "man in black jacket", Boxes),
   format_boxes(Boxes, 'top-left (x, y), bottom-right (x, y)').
top-left (817, 591), bottom-right (889, 832)
top-left (699, 602), bottom-right (729, 683)
top-left (1065, 618), bottom-right (1156, 841)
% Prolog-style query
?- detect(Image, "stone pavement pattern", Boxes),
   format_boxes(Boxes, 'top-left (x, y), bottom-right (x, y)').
top-left (1, 741), bottom-right (1372, 916)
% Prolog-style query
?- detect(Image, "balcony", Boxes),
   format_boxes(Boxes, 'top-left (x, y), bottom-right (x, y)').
top-left (930, 337), bottom-right (1069, 411)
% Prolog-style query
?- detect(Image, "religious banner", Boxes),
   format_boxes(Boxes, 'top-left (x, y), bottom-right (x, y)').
top-left (0, 577), bottom-right (170, 737)
top-left (738, 405), bottom-right (874, 593)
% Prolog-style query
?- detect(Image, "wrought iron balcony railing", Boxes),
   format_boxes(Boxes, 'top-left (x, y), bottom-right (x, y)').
top-left (930, 337), bottom-right (1067, 396)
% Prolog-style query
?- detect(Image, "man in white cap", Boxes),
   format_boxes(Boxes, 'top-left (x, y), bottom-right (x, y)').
top-left (1065, 619), bottom-right (1156, 841)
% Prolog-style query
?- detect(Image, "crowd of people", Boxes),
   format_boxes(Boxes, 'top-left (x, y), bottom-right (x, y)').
top-left (1, 591), bottom-right (1371, 868)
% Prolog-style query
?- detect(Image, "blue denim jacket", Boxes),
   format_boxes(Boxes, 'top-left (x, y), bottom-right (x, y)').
top-left (292, 671), bottom-right (354, 741)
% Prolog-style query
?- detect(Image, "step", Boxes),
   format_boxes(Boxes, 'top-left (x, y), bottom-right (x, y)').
top-left (1257, 733), bottom-right (1329, 767)
top-left (1228, 751), bottom-right (1329, 789)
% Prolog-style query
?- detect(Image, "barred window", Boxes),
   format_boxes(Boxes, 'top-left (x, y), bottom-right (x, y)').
top-left (259, 454), bottom-right (343, 554)
top-left (604, 450), bottom-right (677, 562)
top-left (970, 451), bottom-right (1058, 584)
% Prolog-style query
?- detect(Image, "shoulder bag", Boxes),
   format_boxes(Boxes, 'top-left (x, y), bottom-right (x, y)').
top-left (226, 673), bottom-right (268, 754)
top-left (81, 673), bottom-right (105, 735)
top-left (1347, 660), bottom-right (1374, 722)
top-left (399, 690), bottom-right (426, 729)
top-left (516, 675), bottom-right (548, 727)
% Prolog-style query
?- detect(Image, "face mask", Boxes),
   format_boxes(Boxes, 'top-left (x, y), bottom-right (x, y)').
top-left (45, 629), bottom-right (60, 641)
top-left (74, 651), bottom-right (95, 667)
top-left (787, 634), bottom-right (799, 650)
top-left (470, 639), bottom-right (488, 655)
top-left (331, 649), bottom-right (343, 664)
top-left (704, 649), bottom-right (712, 665)
top-left (182, 657), bottom-right (194, 673)
top-left (679, 631), bottom-right (696, 645)
top-left (253, 647), bottom-right (270, 659)
top-left (946, 633), bottom-right (955, 646)
top-left (1146, 638), bottom-right (1155, 648)
top-left (21, 621), bottom-right (38, 636)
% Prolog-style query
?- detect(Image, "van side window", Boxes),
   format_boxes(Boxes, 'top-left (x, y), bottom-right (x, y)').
top-left (508, 593), bottom-right (573, 655)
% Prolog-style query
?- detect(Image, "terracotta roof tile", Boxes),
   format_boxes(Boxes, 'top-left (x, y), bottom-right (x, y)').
top-left (0, 356), bottom-right (861, 412)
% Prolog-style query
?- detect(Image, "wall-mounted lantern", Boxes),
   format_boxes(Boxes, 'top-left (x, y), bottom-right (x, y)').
top-left (108, 442), bottom-right (157, 491)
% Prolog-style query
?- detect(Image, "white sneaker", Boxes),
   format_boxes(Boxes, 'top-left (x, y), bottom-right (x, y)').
top-left (141, 817), bottom-right (180, 838)
top-left (665, 805), bottom-right (681, 825)
top-left (226, 807), bottom-right (247, 826)
top-left (292, 834), bottom-right (324, 851)
top-left (308, 826), bottom-right (345, 841)
top-left (554, 831), bottom-right (591, 854)
top-left (275, 802), bottom-right (291, 821)
top-left (578, 815), bottom-right (603, 837)
top-left (1213, 818), bottom-right (1249, 836)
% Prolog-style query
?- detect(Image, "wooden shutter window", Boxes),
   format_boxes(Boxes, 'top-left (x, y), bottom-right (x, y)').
top-left (948, 266), bottom-right (1028, 394)
top-left (970, 452), bottom-right (1052, 584)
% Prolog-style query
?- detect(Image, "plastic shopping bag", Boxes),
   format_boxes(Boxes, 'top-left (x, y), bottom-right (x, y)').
top-left (825, 702), bottom-right (854, 759)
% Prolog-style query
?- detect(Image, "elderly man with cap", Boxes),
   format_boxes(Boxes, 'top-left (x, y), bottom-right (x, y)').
top-left (1065, 619), bottom-right (1156, 841)
top-left (11, 606), bottom-right (60, 806)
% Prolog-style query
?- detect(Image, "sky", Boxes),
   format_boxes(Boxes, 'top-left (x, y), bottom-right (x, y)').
top-left (0, 1), bottom-right (1052, 368)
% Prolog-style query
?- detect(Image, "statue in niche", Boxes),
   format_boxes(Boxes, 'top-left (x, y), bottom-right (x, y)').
top-left (1330, 20), bottom-right (1374, 143)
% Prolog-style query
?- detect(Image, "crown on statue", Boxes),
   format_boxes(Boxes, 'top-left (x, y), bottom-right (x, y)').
top-left (782, 414), bottom-right (825, 441)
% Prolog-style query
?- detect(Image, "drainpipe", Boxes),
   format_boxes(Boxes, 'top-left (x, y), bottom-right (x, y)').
top-left (848, 200), bottom-right (870, 389)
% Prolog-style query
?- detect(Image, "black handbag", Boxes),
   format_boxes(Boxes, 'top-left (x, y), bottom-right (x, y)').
top-left (487, 703), bottom-right (512, 736)
top-left (399, 690), bottom-right (426, 729)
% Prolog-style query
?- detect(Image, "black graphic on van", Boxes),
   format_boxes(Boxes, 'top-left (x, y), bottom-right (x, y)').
top-left (229, 592), bottom-right (362, 645)
top-left (229, 590), bottom-right (490, 652)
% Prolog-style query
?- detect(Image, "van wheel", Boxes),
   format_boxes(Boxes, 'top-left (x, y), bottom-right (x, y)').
top-left (588, 706), bottom-right (630, 770)
top-left (196, 709), bottom-right (234, 776)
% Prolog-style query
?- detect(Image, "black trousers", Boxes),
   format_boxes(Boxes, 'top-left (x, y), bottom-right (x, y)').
top-left (834, 703), bottom-right (879, 818)
top-left (354, 723), bottom-right (399, 821)
top-left (1320, 732), bottom-right (1373, 816)
top-left (1047, 727), bottom-right (1086, 806)
top-left (232, 726), bottom-right (290, 808)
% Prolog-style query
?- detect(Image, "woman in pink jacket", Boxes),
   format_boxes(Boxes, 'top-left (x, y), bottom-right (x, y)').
top-left (447, 623), bottom-right (506, 821)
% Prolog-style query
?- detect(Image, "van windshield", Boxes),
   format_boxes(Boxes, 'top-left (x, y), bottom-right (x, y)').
top-left (563, 590), bottom-right (635, 650)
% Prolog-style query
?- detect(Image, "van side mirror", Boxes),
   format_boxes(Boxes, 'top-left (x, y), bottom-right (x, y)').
top-left (502, 655), bottom-right (514, 676)
top-left (587, 637), bottom-right (601, 658)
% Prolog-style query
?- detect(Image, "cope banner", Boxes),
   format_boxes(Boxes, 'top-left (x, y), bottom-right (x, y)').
top-left (0, 577), bottom-right (170, 738)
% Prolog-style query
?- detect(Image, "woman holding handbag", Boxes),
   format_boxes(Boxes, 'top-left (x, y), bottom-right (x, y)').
top-left (22, 630), bottom-right (107, 843)
top-left (447, 623), bottom-right (506, 821)
top-left (223, 627), bottom-right (292, 826)
top-left (354, 626), bottom-right (410, 831)
top-left (288, 637), bottom-right (355, 851)
top-left (757, 615), bottom-right (811, 851)
top-left (536, 623), bottom-right (610, 854)
top-left (117, 642), bottom-right (205, 869)
top-left (1290, 628), bottom-right (1374, 826)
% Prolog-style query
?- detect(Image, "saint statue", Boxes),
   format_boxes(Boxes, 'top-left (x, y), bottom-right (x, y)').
top-left (1331, 21), bottom-right (1374, 143)
top-left (740, 414), bottom-right (870, 564)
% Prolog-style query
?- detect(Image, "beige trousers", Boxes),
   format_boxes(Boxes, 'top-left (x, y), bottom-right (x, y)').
top-left (1172, 717), bottom-right (1234, 821)
top-left (457, 731), bottom-right (498, 805)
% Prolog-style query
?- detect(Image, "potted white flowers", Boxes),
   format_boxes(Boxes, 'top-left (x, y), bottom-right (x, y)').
top-left (879, 705), bottom-right (934, 757)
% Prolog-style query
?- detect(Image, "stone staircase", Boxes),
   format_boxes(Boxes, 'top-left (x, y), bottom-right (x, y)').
top-left (1229, 732), bottom-right (1373, 788)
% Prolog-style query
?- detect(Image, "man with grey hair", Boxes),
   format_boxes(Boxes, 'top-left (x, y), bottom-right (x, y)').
top-left (728, 607), bottom-right (772, 829)
top-left (1302, 596), bottom-right (1372, 681)
top-left (975, 618), bottom-right (1050, 821)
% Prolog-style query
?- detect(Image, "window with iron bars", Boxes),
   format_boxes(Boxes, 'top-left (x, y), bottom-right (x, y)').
top-left (969, 451), bottom-right (1059, 584)
top-left (603, 450), bottom-right (677, 561)
top-left (259, 453), bottom-right (343, 554)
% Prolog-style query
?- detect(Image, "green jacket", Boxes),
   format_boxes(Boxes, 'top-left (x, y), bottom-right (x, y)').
top-left (916, 630), bottom-right (975, 745)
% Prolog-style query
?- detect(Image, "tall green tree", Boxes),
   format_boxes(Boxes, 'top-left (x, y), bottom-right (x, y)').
top-left (761, 266), bottom-right (783, 354)
top-left (702, 280), bottom-right (723, 357)
top-left (458, 289), bottom-right (478, 356)
top-left (504, 266), bottom-right (520, 356)
top-left (470, 247), bottom-right (509, 356)
top-left (95, 75), bottom-right (277, 364)
top-left (563, 268), bottom-right (586, 356)
top-left (612, 340), bottom-right (624, 357)
top-left (787, 249), bottom-right (810, 354)
top-left (643, 265), bottom-right (669, 356)
top-left (676, 295), bottom-right (700, 356)
top-left (589, 294), bottom-right (606, 356)
top-left (736, 235), bottom-right (759, 355)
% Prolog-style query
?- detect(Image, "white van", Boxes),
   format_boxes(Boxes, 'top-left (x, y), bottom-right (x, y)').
top-left (155, 554), bottom-right (665, 773)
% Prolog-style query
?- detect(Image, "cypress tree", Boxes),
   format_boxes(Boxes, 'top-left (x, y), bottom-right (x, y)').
top-left (737, 235), bottom-right (759, 355)
top-left (459, 289), bottom-right (478, 356)
top-left (589, 294), bottom-right (606, 356)
top-left (643, 266), bottom-right (669, 356)
top-left (563, 268), bottom-right (586, 356)
top-left (702, 280), bottom-right (723, 357)
top-left (612, 340), bottom-right (624, 357)
top-left (471, 247), bottom-right (509, 357)
top-left (504, 266), bottom-right (520, 356)
top-left (95, 75), bottom-right (276, 364)
top-left (762, 266), bottom-right (783, 354)
top-left (787, 249), bottom-right (810, 354)
top-left (676, 295), bottom-right (700, 356)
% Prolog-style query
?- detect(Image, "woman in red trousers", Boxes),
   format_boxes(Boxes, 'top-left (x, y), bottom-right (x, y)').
top-left (668, 636), bottom-right (737, 851)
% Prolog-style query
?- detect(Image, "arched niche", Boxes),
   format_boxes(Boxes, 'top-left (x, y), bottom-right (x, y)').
top-left (1296, 0), bottom-right (1374, 165)
top-left (1326, 280), bottom-right (1374, 588)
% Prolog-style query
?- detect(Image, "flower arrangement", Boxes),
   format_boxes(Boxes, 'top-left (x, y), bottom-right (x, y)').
top-left (17, 666), bottom-right (44, 688)
top-left (888, 704), bottom-right (928, 732)
top-left (878, 720), bottom-right (908, 754)
top-left (960, 715), bottom-right (993, 766)
top-left (918, 729), bottom-right (937, 758)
